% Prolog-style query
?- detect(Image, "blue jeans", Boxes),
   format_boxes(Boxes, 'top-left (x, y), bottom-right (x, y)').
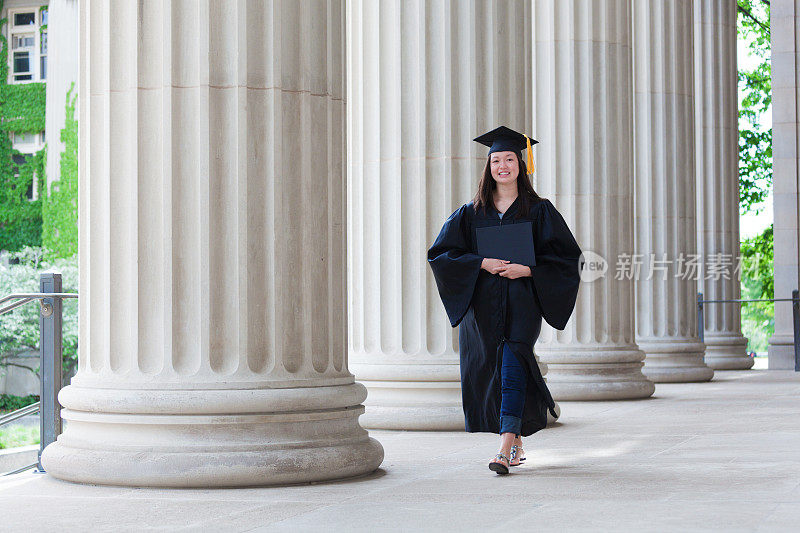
top-left (499, 343), bottom-right (527, 435)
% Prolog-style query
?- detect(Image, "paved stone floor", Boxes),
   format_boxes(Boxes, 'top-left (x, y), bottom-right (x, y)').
top-left (1, 369), bottom-right (798, 532)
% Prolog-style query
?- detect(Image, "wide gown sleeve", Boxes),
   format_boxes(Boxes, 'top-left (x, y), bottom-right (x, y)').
top-left (532, 199), bottom-right (583, 330)
top-left (427, 204), bottom-right (484, 327)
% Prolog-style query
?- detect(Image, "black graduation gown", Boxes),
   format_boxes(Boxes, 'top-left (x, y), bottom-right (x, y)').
top-left (427, 196), bottom-right (582, 436)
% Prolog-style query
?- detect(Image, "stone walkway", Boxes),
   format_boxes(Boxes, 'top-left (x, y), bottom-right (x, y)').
top-left (0, 370), bottom-right (798, 532)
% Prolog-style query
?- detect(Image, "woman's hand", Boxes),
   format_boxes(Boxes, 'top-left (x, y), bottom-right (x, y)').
top-left (497, 263), bottom-right (532, 279)
top-left (481, 258), bottom-right (510, 274)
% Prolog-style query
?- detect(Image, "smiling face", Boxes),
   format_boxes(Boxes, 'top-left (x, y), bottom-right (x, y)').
top-left (489, 151), bottom-right (519, 185)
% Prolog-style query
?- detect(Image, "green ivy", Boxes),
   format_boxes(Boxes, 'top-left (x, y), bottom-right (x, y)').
top-left (0, 142), bottom-right (44, 251)
top-left (39, 4), bottom-right (47, 36)
top-left (42, 82), bottom-right (78, 258)
top-left (0, 0), bottom-right (47, 252)
top-left (0, 82), bottom-right (45, 132)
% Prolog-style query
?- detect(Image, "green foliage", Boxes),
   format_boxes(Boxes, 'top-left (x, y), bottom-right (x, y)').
top-left (0, 424), bottom-right (39, 449)
top-left (0, 145), bottom-right (45, 251)
top-left (740, 224), bottom-right (774, 352)
top-left (0, 393), bottom-right (38, 412)
top-left (43, 83), bottom-right (79, 258)
top-left (737, 0), bottom-right (773, 352)
top-left (737, 0), bottom-right (772, 214)
top-left (0, 143), bottom-right (45, 252)
top-left (0, 3), bottom-right (47, 252)
top-left (0, 247), bottom-right (78, 380)
top-left (0, 82), bottom-right (45, 133)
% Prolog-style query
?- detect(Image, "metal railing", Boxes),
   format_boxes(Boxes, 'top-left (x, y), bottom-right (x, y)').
top-left (697, 289), bottom-right (799, 372)
top-left (0, 273), bottom-right (77, 475)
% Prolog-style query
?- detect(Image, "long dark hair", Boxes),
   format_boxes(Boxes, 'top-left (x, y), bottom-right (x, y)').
top-left (472, 150), bottom-right (541, 218)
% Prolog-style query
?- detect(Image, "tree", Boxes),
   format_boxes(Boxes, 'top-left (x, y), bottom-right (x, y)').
top-left (737, 0), bottom-right (773, 353)
top-left (738, 0), bottom-right (771, 214)
top-left (740, 225), bottom-right (774, 352)
top-left (0, 247), bottom-right (78, 383)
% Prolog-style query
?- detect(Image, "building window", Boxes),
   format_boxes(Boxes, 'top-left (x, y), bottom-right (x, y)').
top-left (8, 8), bottom-right (47, 83)
top-left (11, 153), bottom-right (36, 200)
top-left (12, 132), bottom-right (37, 144)
top-left (10, 128), bottom-right (45, 155)
top-left (13, 12), bottom-right (35, 26)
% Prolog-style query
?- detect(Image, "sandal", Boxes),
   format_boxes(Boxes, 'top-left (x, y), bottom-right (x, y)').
top-left (510, 445), bottom-right (526, 466)
top-left (489, 453), bottom-right (510, 475)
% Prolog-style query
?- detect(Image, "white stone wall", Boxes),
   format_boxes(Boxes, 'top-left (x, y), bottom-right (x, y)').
top-left (0, 353), bottom-right (39, 396)
top-left (44, 0), bottom-right (78, 189)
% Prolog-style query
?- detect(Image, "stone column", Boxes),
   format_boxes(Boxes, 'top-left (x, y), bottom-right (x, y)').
top-left (769, 0), bottom-right (800, 369)
top-left (347, 0), bottom-right (554, 429)
top-left (632, 0), bottom-right (713, 382)
top-left (41, 0), bottom-right (383, 487)
top-left (44, 0), bottom-right (79, 190)
top-left (531, 0), bottom-right (655, 399)
top-left (695, 0), bottom-right (752, 370)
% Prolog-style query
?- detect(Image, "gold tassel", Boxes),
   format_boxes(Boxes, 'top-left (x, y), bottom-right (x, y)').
top-left (526, 135), bottom-right (534, 175)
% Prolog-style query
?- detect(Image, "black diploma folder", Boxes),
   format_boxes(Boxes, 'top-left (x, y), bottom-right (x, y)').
top-left (476, 222), bottom-right (536, 267)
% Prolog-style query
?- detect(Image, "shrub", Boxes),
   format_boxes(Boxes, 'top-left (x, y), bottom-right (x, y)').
top-left (0, 393), bottom-right (38, 412)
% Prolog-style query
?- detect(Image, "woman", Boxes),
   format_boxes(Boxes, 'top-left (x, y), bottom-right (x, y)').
top-left (427, 126), bottom-right (582, 475)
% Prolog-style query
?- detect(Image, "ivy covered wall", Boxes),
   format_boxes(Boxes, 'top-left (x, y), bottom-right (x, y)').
top-left (41, 80), bottom-right (76, 257)
top-left (0, 0), bottom-right (47, 252)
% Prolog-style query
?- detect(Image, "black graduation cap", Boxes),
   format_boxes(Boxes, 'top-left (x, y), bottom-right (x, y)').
top-left (473, 126), bottom-right (537, 174)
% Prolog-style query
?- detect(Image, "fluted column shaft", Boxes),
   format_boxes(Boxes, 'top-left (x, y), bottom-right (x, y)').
top-left (531, 0), bottom-right (655, 400)
top-left (695, 0), bottom-right (752, 370)
top-left (42, 0), bottom-right (382, 487)
top-left (348, 0), bottom-right (555, 429)
top-left (633, 0), bottom-right (713, 382)
top-left (768, 0), bottom-right (800, 369)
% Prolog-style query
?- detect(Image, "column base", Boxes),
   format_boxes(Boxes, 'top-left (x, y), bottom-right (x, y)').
top-left (41, 383), bottom-right (384, 487)
top-left (640, 339), bottom-right (714, 383)
top-left (360, 403), bottom-right (464, 430)
top-left (359, 400), bottom-right (561, 429)
top-left (352, 359), bottom-right (560, 430)
top-left (768, 334), bottom-right (796, 370)
top-left (703, 332), bottom-right (753, 370)
top-left (351, 362), bottom-right (463, 430)
top-left (537, 346), bottom-right (655, 401)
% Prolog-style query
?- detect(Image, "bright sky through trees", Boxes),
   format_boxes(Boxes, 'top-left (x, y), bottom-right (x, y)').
top-left (738, 37), bottom-right (772, 239)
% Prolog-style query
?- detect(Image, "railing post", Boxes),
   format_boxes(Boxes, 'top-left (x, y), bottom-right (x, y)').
top-left (38, 272), bottom-right (63, 472)
top-left (697, 292), bottom-right (704, 344)
top-left (793, 289), bottom-right (800, 372)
